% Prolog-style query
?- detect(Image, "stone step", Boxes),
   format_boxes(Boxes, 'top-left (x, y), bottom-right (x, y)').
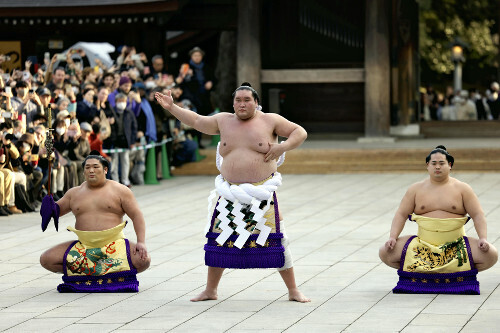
top-left (170, 148), bottom-right (500, 175)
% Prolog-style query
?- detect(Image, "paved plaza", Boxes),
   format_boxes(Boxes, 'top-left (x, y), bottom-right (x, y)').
top-left (1, 168), bottom-right (500, 332)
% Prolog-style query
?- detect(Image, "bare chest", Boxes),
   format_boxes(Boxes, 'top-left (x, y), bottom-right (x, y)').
top-left (414, 186), bottom-right (465, 215)
top-left (218, 117), bottom-right (276, 155)
top-left (70, 188), bottom-right (123, 216)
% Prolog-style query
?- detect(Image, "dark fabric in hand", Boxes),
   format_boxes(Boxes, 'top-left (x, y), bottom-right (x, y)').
top-left (40, 194), bottom-right (60, 232)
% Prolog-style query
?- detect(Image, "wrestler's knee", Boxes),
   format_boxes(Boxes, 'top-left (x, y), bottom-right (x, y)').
top-left (39, 250), bottom-right (52, 270)
top-left (134, 254), bottom-right (151, 273)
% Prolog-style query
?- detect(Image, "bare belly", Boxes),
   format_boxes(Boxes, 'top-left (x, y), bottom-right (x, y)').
top-left (74, 211), bottom-right (125, 231)
top-left (221, 149), bottom-right (277, 183)
top-left (418, 210), bottom-right (466, 219)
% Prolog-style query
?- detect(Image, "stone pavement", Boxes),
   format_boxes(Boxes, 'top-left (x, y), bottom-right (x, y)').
top-left (1, 172), bottom-right (500, 332)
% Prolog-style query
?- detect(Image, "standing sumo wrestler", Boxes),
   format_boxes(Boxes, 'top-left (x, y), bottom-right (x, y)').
top-left (155, 82), bottom-right (310, 302)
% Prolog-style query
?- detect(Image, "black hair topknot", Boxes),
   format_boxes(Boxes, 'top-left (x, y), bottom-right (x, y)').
top-left (425, 145), bottom-right (454, 167)
top-left (82, 150), bottom-right (110, 170)
top-left (232, 82), bottom-right (260, 104)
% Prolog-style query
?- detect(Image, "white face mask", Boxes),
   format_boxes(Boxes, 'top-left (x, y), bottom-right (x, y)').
top-left (56, 127), bottom-right (65, 136)
top-left (116, 102), bottom-right (127, 111)
top-left (23, 142), bottom-right (31, 151)
top-left (14, 131), bottom-right (22, 139)
top-left (64, 119), bottom-right (71, 127)
top-left (145, 81), bottom-right (156, 89)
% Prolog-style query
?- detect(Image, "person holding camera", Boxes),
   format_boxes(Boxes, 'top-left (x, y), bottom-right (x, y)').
top-left (9, 81), bottom-right (43, 128)
top-left (76, 88), bottom-right (98, 124)
top-left (108, 76), bottom-right (142, 117)
top-left (0, 130), bottom-right (16, 215)
top-left (0, 131), bottom-right (25, 214)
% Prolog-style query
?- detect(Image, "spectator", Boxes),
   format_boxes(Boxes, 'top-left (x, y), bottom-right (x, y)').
top-left (94, 86), bottom-right (112, 141)
top-left (151, 55), bottom-right (167, 80)
top-left (45, 66), bottom-right (66, 92)
top-left (175, 46), bottom-right (215, 147)
top-left (487, 82), bottom-right (500, 119)
top-left (454, 90), bottom-right (477, 120)
top-left (0, 131), bottom-right (25, 214)
top-left (67, 122), bottom-right (90, 185)
top-left (109, 93), bottom-right (137, 186)
top-left (89, 123), bottom-right (112, 180)
top-left (14, 133), bottom-right (42, 208)
top-left (10, 81), bottom-right (42, 127)
top-left (108, 76), bottom-right (142, 117)
top-left (76, 88), bottom-right (98, 124)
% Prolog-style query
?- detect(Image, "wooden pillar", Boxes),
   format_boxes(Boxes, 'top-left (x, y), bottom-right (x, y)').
top-left (364, 0), bottom-right (391, 137)
top-left (237, 0), bottom-right (261, 95)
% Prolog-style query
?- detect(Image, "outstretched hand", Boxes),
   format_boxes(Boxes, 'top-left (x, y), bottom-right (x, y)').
top-left (385, 237), bottom-right (397, 251)
top-left (154, 91), bottom-right (174, 111)
top-left (478, 238), bottom-right (490, 252)
top-left (135, 241), bottom-right (149, 261)
top-left (264, 142), bottom-right (285, 162)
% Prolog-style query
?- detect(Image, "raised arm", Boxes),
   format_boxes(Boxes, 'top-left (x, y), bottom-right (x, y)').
top-left (120, 185), bottom-right (148, 260)
top-left (155, 91), bottom-right (220, 135)
top-left (386, 184), bottom-right (417, 250)
top-left (462, 182), bottom-right (490, 251)
top-left (264, 114), bottom-right (307, 162)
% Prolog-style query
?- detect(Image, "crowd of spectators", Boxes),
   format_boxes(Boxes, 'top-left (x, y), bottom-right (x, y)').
top-left (421, 82), bottom-right (500, 121)
top-left (0, 45), bottom-right (215, 215)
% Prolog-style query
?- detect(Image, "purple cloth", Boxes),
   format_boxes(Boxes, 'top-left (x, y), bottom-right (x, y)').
top-left (40, 194), bottom-right (60, 232)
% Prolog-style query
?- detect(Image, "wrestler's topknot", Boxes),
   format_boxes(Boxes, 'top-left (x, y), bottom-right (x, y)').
top-left (426, 145), bottom-right (454, 167)
top-left (232, 82), bottom-right (260, 104)
top-left (82, 150), bottom-right (110, 170)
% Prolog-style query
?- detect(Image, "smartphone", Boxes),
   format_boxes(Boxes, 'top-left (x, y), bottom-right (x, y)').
top-left (180, 63), bottom-right (189, 75)
top-left (131, 54), bottom-right (141, 61)
top-left (44, 52), bottom-right (50, 61)
top-left (5, 87), bottom-right (11, 94)
top-left (1, 112), bottom-right (12, 119)
top-left (56, 53), bottom-right (66, 61)
top-left (22, 71), bottom-right (31, 81)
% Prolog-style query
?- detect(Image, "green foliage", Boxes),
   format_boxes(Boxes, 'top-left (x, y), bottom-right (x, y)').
top-left (419, 0), bottom-right (498, 74)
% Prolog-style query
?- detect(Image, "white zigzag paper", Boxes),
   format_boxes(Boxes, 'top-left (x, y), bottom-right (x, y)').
top-left (215, 198), bottom-right (234, 245)
top-left (250, 197), bottom-right (272, 246)
top-left (232, 201), bottom-right (251, 249)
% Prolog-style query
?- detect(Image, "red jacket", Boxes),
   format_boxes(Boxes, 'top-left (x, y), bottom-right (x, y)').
top-left (88, 132), bottom-right (109, 159)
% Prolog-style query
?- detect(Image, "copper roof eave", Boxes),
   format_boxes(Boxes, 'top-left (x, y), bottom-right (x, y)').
top-left (0, 1), bottom-right (179, 17)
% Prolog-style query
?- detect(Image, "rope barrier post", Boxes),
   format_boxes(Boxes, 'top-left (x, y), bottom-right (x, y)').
top-left (161, 142), bottom-right (172, 179)
top-left (195, 145), bottom-right (206, 162)
top-left (144, 147), bottom-right (159, 185)
top-left (210, 134), bottom-right (220, 147)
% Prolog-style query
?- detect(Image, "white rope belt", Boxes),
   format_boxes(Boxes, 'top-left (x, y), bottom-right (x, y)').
top-left (204, 172), bottom-right (282, 249)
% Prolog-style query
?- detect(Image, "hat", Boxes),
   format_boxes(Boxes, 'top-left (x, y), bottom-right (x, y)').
top-left (188, 46), bottom-right (205, 57)
top-left (80, 122), bottom-right (92, 132)
top-left (119, 76), bottom-right (132, 86)
top-left (18, 133), bottom-right (34, 148)
top-left (39, 88), bottom-right (51, 96)
top-left (56, 110), bottom-right (70, 119)
top-left (133, 81), bottom-right (146, 90)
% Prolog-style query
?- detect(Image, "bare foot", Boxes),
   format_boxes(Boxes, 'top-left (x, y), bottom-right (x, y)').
top-left (190, 289), bottom-right (218, 302)
top-left (288, 288), bottom-right (311, 303)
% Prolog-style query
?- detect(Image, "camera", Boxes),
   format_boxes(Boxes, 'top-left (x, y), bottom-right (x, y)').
top-left (4, 133), bottom-right (14, 141)
top-left (56, 53), bottom-right (66, 61)
top-left (1, 111), bottom-right (12, 119)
